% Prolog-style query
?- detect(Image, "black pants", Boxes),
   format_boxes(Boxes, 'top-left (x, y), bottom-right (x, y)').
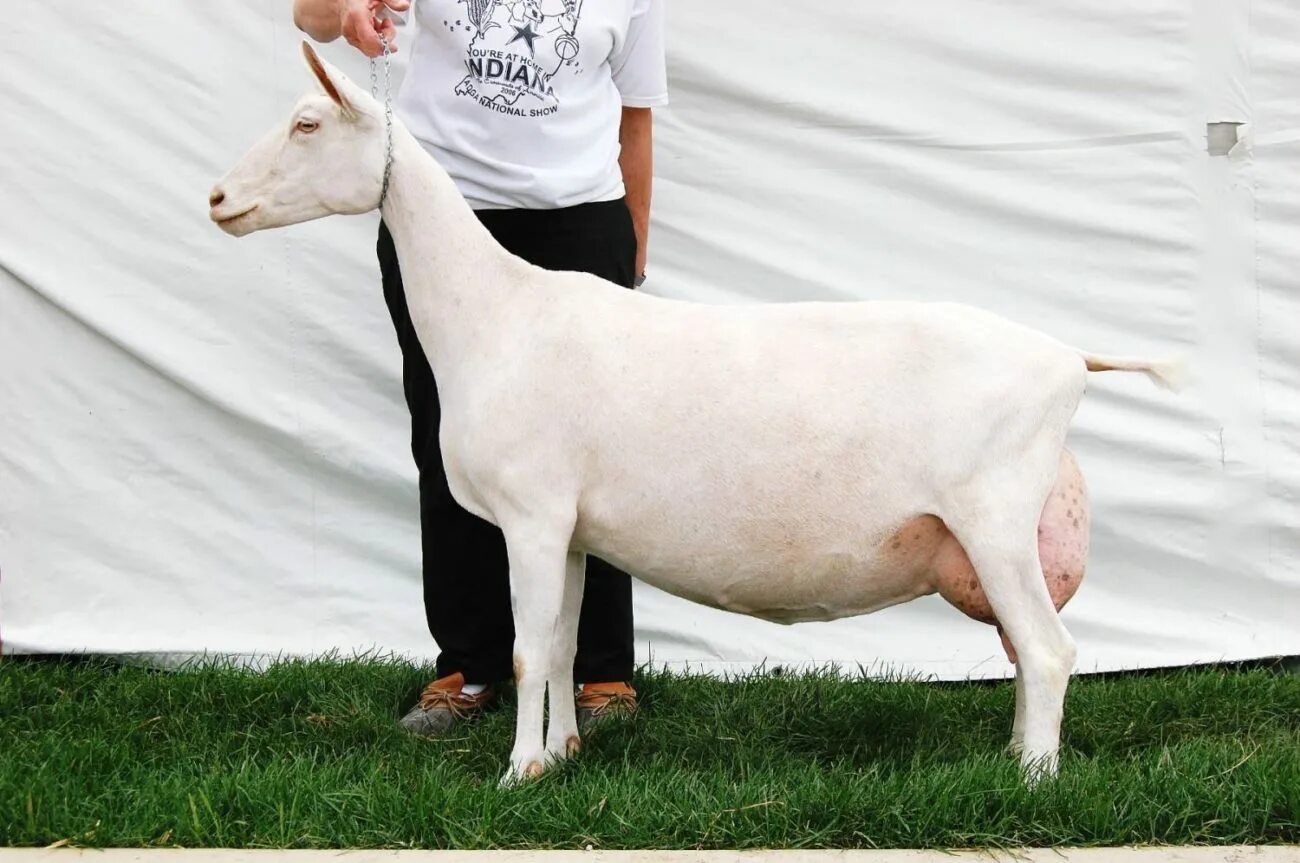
top-left (377, 198), bottom-right (637, 686)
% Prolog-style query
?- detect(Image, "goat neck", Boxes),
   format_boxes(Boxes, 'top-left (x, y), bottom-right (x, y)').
top-left (378, 126), bottom-right (525, 376)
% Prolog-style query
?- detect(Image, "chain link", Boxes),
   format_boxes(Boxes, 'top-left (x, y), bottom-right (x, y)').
top-left (369, 33), bottom-right (395, 209)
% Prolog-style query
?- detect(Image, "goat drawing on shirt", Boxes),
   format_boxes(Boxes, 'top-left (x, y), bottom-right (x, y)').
top-left (471, 0), bottom-right (579, 49)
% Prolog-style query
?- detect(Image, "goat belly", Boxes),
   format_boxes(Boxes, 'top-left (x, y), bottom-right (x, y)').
top-left (575, 513), bottom-right (946, 625)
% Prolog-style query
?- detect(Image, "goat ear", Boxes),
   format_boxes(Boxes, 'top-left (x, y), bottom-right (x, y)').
top-left (301, 41), bottom-right (357, 118)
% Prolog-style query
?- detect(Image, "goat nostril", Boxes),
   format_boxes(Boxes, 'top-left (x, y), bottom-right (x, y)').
top-left (209, 189), bottom-right (225, 207)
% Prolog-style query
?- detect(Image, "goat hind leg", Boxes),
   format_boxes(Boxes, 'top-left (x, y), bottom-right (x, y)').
top-left (1009, 662), bottom-right (1027, 755)
top-left (948, 475), bottom-right (1078, 783)
top-left (1009, 449), bottom-right (1087, 759)
top-left (995, 626), bottom-right (1026, 754)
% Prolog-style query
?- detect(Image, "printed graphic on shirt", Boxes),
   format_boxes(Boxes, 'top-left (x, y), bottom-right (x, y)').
top-left (445, 0), bottom-right (585, 118)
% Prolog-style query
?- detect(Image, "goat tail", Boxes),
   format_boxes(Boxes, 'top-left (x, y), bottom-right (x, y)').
top-left (1079, 351), bottom-right (1187, 393)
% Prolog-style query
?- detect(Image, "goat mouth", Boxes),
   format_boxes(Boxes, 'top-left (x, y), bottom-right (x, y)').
top-left (212, 205), bottom-right (259, 228)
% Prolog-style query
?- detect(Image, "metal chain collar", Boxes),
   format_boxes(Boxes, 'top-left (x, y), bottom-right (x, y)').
top-left (369, 34), bottom-right (395, 209)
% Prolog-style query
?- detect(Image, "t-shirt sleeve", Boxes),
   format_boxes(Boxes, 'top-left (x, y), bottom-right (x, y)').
top-left (611, 0), bottom-right (668, 108)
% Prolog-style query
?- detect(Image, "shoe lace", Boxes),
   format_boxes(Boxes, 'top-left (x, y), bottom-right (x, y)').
top-left (417, 682), bottom-right (480, 718)
top-left (579, 689), bottom-right (638, 717)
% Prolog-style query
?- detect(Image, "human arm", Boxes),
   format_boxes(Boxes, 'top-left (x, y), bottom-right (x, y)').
top-left (611, 0), bottom-right (669, 284)
top-left (619, 108), bottom-right (654, 281)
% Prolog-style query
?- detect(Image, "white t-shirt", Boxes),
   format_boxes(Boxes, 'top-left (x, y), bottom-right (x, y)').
top-left (396, 0), bottom-right (669, 210)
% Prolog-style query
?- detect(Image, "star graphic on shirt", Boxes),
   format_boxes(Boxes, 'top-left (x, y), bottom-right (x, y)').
top-left (507, 22), bottom-right (541, 56)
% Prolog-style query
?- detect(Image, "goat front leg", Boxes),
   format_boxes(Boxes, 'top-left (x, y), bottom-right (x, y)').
top-left (500, 522), bottom-right (572, 787)
top-left (545, 551), bottom-right (586, 762)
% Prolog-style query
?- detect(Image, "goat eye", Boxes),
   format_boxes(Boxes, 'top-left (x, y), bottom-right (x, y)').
top-left (296, 119), bottom-right (319, 133)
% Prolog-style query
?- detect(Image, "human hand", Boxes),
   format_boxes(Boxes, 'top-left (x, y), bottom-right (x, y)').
top-left (341, 0), bottom-right (410, 58)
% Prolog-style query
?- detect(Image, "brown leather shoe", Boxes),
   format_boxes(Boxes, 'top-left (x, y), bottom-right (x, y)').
top-left (575, 681), bottom-right (638, 733)
top-left (399, 672), bottom-right (496, 737)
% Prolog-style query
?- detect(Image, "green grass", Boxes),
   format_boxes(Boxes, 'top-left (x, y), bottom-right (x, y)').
top-left (1, 657), bottom-right (1298, 849)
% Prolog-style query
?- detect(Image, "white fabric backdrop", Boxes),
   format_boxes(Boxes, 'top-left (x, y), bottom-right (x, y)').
top-left (1, 1), bottom-right (1296, 677)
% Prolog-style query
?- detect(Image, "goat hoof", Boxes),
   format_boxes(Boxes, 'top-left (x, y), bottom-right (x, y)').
top-left (566, 735), bottom-right (582, 756)
top-left (1019, 752), bottom-right (1060, 788)
top-left (499, 759), bottom-right (546, 788)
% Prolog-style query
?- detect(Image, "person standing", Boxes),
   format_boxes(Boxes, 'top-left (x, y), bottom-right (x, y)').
top-left (293, 0), bottom-right (667, 735)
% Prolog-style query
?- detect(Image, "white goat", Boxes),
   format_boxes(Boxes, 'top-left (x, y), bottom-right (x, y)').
top-left (210, 44), bottom-right (1181, 786)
